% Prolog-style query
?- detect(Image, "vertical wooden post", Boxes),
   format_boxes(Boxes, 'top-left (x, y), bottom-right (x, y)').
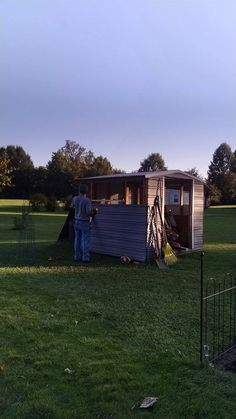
top-left (180, 186), bottom-right (184, 216)
top-left (137, 187), bottom-right (141, 205)
top-left (125, 182), bottom-right (129, 204)
top-left (180, 186), bottom-right (184, 206)
top-left (191, 180), bottom-right (195, 249)
top-left (162, 177), bottom-right (165, 222)
top-left (90, 182), bottom-right (93, 201)
top-left (144, 179), bottom-right (148, 205)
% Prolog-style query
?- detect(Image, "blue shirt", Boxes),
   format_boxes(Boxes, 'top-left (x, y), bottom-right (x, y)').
top-left (72, 195), bottom-right (92, 221)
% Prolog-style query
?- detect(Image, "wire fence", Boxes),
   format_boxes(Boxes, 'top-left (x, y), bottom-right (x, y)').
top-left (17, 202), bottom-right (36, 264)
top-left (200, 253), bottom-right (236, 363)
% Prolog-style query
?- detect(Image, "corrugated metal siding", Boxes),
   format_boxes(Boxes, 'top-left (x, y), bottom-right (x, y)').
top-left (193, 182), bottom-right (204, 249)
top-left (90, 205), bottom-right (148, 262)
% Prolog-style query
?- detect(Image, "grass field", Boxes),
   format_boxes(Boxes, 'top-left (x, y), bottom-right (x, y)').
top-left (0, 201), bottom-right (235, 418)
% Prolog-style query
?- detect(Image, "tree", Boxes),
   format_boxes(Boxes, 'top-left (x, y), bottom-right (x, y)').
top-left (31, 166), bottom-right (49, 195)
top-left (207, 183), bottom-right (222, 205)
top-left (221, 171), bottom-right (236, 204)
top-left (85, 156), bottom-right (113, 177)
top-left (47, 140), bottom-right (120, 198)
top-left (0, 152), bottom-right (12, 192)
top-left (138, 153), bottom-right (167, 172)
top-left (231, 150), bottom-right (236, 173)
top-left (47, 140), bottom-right (94, 177)
top-left (208, 143), bottom-right (233, 183)
top-left (207, 142), bottom-right (236, 204)
top-left (0, 145), bottom-right (34, 171)
top-left (0, 145), bottom-right (34, 197)
top-left (47, 140), bottom-right (95, 198)
top-left (185, 167), bottom-right (203, 180)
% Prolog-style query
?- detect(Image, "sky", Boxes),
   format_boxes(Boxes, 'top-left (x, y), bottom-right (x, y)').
top-left (0, 0), bottom-right (236, 177)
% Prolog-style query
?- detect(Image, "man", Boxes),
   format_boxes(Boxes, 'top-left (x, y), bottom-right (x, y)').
top-left (71, 184), bottom-right (96, 262)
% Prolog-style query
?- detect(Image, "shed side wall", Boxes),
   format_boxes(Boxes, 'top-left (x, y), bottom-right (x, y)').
top-left (193, 181), bottom-right (204, 249)
top-left (90, 205), bottom-right (147, 262)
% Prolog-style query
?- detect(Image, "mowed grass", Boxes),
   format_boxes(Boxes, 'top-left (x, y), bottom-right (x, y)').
top-left (0, 202), bottom-right (235, 418)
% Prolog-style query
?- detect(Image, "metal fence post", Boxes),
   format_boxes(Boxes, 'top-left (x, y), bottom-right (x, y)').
top-left (200, 251), bottom-right (204, 363)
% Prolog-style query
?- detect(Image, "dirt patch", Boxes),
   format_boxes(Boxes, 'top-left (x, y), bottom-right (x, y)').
top-left (214, 346), bottom-right (236, 373)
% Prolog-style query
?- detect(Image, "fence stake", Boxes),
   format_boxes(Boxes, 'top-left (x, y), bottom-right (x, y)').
top-left (217, 282), bottom-right (221, 354)
top-left (222, 277), bottom-right (226, 351)
top-left (213, 279), bottom-right (216, 359)
top-left (229, 275), bottom-right (233, 344)
top-left (200, 251), bottom-right (204, 363)
top-left (234, 278), bottom-right (236, 343)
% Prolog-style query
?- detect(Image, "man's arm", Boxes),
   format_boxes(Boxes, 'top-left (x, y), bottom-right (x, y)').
top-left (86, 200), bottom-right (98, 218)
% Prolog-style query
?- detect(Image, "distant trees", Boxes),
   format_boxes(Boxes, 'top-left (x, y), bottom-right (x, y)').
top-left (0, 140), bottom-right (120, 199)
top-left (0, 145), bottom-right (34, 197)
top-left (0, 152), bottom-right (12, 192)
top-left (31, 166), bottom-right (48, 195)
top-left (46, 140), bottom-right (116, 198)
top-left (86, 155), bottom-right (113, 177)
top-left (46, 141), bottom-right (91, 198)
top-left (2, 140), bottom-right (235, 205)
top-left (207, 142), bottom-right (236, 204)
top-left (185, 167), bottom-right (203, 180)
top-left (138, 153), bottom-right (167, 172)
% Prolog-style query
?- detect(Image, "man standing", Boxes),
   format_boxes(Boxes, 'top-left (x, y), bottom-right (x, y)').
top-left (71, 184), bottom-right (94, 262)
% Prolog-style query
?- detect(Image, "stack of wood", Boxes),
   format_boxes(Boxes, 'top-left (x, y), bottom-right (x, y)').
top-left (165, 210), bottom-right (187, 251)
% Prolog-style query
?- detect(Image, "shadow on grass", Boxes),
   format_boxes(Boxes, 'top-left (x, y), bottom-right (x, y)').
top-left (0, 240), bottom-right (125, 270)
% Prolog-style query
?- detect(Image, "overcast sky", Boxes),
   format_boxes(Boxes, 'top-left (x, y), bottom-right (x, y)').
top-left (0, 0), bottom-right (235, 177)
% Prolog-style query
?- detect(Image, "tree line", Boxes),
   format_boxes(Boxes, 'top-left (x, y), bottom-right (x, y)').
top-left (0, 141), bottom-right (122, 200)
top-left (0, 140), bottom-right (235, 204)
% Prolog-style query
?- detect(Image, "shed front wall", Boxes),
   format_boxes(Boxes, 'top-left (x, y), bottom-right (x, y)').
top-left (90, 205), bottom-right (148, 262)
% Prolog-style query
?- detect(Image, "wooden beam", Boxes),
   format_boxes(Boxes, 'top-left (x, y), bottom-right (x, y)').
top-left (137, 187), bottom-right (141, 205)
top-left (191, 180), bottom-right (195, 249)
top-left (90, 182), bottom-right (93, 200)
top-left (124, 182), bottom-right (129, 204)
top-left (180, 186), bottom-right (184, 206)
top-left (162, 177), bottom-right (165, 221)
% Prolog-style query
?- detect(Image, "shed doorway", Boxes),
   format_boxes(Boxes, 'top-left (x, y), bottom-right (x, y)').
top-left (164, 180), bottom-right (192, 249)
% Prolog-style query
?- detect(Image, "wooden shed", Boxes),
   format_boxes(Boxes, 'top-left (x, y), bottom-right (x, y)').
top-left (77, 170), bottom-right (205, 262)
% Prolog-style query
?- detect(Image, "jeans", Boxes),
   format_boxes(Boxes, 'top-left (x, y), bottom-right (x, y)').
top-left (74, 220), bottom-right (91, 262)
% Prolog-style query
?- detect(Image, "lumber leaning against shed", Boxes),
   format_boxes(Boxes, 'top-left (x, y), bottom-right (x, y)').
top-left (59, 170), bottom-right (205, 262)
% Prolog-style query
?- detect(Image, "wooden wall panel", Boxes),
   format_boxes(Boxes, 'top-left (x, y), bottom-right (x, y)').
top-left (146, 178), bottom-right (159, 206)
top-left (193, 182), bottom-right (204, 249)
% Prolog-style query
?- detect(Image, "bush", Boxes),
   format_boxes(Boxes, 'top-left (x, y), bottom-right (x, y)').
top-left (62, 195), bottom-right (73, 211)
top-left (13, 216), bottom-right (26, 230)
top-left (46, 196), bottom-right (57, 212)
top-left (29, 193), bottom-right (47, 211)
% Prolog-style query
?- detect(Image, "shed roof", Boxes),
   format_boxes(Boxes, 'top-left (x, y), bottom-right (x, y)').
top-left (80, 170), bottom-right (205, 183)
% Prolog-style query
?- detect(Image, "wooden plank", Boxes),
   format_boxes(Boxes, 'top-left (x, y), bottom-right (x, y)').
top-left (193, 182), bottom-right (204, 249)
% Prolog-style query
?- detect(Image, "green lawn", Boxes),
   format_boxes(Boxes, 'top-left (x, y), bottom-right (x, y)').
top-left (0, 202), bottom-right (235, 418)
